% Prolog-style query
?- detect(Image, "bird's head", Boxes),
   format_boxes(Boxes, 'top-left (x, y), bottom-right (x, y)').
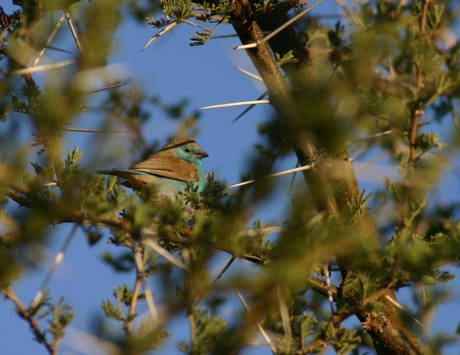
top-left (161, 137), bottom-right (209, 164)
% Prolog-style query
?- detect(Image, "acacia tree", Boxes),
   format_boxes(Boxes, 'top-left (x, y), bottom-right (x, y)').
top-left (1, 0), bottom-right (460, 354)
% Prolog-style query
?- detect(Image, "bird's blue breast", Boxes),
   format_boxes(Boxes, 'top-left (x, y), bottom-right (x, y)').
top-left (195, 164), bottom-right (207, 193)
top-left (153, 176), bottom-right (189, 199)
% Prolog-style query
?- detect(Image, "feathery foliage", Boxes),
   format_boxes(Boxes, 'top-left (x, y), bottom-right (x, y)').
top-left (1, 0), bottom-right (460, 354)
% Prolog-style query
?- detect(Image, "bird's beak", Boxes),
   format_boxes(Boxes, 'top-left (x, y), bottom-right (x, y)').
top-left (195, 149), bottom-right (209, 159)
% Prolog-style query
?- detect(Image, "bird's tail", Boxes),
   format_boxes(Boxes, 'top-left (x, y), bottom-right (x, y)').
top-left (96, 168), bottom-right (148, 177)
top-left (95, 168), bottom-right (125, 176)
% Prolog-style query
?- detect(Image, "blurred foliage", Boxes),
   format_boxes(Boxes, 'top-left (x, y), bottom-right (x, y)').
top-left (0, 0), bottom-right (460, 355)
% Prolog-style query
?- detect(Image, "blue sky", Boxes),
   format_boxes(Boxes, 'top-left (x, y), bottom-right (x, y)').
top-left (1, 1), bottom-right (460, 354)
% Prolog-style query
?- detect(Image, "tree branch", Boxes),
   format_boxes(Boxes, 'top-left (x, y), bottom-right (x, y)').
top-left (2, 287), bottom-right (57, 355)
top-left (228, 1), bottom-right (422, 354)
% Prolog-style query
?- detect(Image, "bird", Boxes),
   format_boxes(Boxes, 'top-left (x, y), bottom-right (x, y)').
top-left (97, 137), bottom-right (208, 200)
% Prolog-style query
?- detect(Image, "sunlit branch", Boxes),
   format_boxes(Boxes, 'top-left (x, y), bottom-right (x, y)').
top-left (123, 244), bottom-right (151, 334)
top-left (143, 283), bottom-right (159, 322)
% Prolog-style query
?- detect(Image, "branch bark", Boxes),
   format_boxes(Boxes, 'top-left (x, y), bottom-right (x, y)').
top-left (228, 1), bottom-right (422, 354)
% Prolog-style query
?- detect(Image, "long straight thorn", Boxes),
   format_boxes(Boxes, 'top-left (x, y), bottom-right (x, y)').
top-left (64, 9), bottom-right (82, 53)
top-left (199, 100), bottom-right (270, 110)
top-left (33, 13), bottom-right (66, 66)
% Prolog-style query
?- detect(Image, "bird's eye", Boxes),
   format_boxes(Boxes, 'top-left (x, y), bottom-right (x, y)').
top-left (184, 148), bottom-right (191, 153)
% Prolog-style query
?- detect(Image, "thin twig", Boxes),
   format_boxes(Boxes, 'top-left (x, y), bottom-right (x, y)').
top-left (195, 256), bottom-right (236, 306)
top-left (3, 287), bottom-right (56, 355)
top-left (348, 130), bottom-right (394, 145)
top-left (142, 21), bottom-right (178, 52)
top-left (31, 223), bottom-right (79, 309)
top-left (198, 22), bottom-right (220, 46)
top-left (132, 245), bottom-right (160, 322)
top-left (61, 127), bottom-right (130, 133)
top-left (324, 265), bottom-right (335, 314)
top-left (42, 45), bottom-right (71, 54)
top-left (126, 277), bottom-right (143, 334)
top-left (125, 246), bottom-right (145, 334)
top-left (83, 81), bottom-right (130, 95)
top-left (419, 0), bottom-right (430, 34)
top-left (232, 91), bottom-right (268, 122)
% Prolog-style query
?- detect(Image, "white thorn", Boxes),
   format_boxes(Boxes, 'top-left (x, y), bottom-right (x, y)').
top-left (199, 100), bottom-right (270, 110)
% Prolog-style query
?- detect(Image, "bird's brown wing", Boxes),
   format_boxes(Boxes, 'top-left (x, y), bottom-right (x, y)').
top-left (130, 150), bottom-right (198, 182)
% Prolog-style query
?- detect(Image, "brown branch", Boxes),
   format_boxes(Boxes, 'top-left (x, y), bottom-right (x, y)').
top-left (3, 172), bottom-right (419, 354)
top-left (187, 310), bottom-right (197, 349)
top-left (228, 1), bottom-right (422, 354)
top-left (408, 100), bottom-right (423, 174)
top-left (300, 337), bottom-right (327, 354)
top-left (2, 287), bottom-right (57, 355)
top-left (419, 0), bottom-right (431, 34)
top-left (125, 272), bottom-right (143, 335)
